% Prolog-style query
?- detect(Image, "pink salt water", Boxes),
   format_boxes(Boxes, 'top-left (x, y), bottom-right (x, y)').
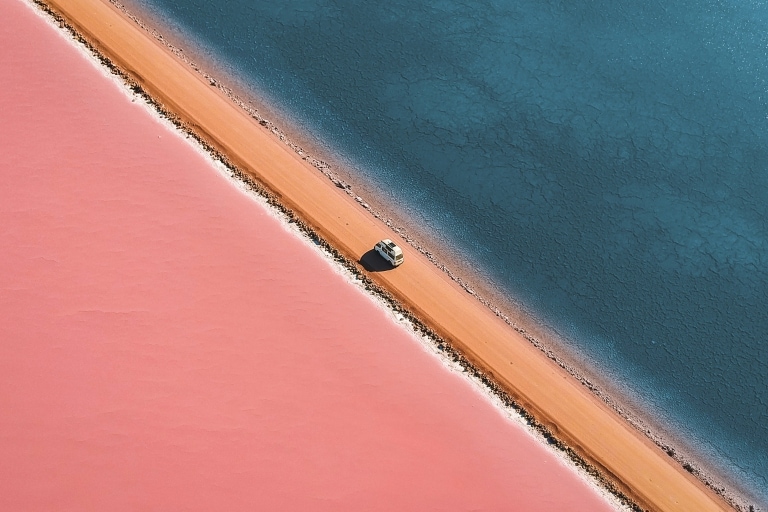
top-left (0, 1), bottom-right (617, 510)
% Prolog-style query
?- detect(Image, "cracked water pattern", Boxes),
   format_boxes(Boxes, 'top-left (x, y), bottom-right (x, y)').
top-left (131, 0), bottom-right (768, 503)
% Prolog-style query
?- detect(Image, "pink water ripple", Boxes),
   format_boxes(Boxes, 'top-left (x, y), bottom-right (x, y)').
top-left (0, 1), bottom-right (616, 510)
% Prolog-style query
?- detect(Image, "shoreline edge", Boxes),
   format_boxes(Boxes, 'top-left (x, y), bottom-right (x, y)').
top-left (31, 0), bottom-right (739, 510)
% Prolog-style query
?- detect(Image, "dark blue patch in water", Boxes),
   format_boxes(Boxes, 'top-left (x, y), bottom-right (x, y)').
top-left (131, 0), bottom-right (768, 502)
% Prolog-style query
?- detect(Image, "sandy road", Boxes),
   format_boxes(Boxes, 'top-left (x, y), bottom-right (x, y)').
top-left (39, 0), bottom-right (731, 510)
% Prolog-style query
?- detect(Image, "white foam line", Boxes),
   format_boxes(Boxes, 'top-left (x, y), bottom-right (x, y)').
top-left (28, 2), bottom-right (628, 507)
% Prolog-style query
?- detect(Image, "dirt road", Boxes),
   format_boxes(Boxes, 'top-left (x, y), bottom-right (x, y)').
top-left (40, 1), bottom-right (731, 509)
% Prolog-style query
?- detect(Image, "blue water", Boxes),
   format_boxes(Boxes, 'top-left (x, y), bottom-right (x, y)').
top-left (131, 0), bottom-right (768, 503)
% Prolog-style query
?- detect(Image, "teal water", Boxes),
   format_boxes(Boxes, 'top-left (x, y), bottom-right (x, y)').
top-left (131, 0), bottom-right (768, 504)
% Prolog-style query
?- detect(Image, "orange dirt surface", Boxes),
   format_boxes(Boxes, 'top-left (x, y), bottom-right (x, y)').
top-left (40, 0), bottom-right (732, 510)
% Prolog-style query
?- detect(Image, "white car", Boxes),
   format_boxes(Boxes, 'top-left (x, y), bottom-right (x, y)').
top-left (374, 239), bottom-right (404, 267)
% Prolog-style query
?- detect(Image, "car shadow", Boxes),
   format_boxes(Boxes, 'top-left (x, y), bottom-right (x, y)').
top-left (359, 249), bottom-right (393, 272)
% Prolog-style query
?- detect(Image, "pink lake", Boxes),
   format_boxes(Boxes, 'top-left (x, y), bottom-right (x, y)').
top-left (0, 1), bottom-right (617, 510)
